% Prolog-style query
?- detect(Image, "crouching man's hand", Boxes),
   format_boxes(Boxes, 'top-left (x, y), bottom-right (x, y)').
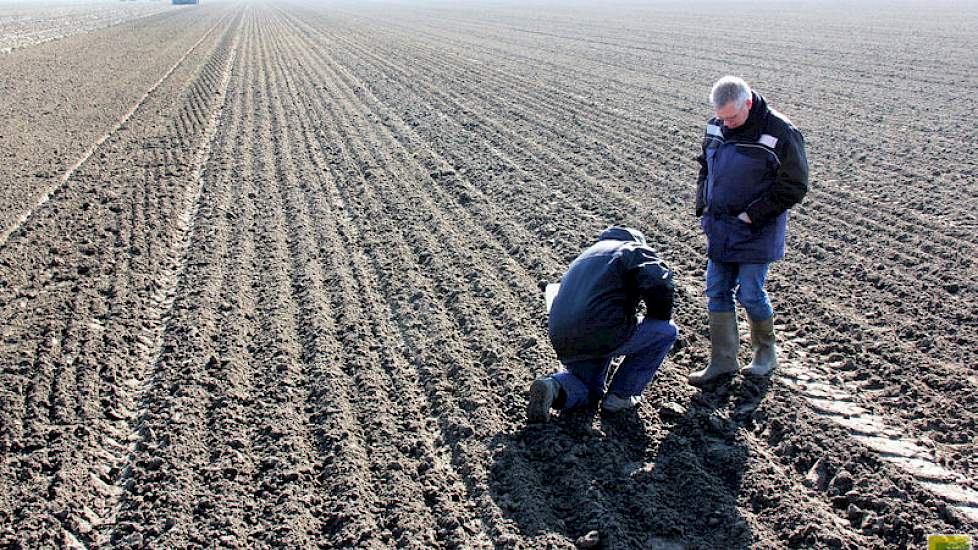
top-left (642, 287), bottom-right (674, 321)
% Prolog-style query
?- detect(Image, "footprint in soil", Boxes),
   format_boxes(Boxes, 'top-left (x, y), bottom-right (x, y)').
top-left (488, 385), bottom-right (763, 549)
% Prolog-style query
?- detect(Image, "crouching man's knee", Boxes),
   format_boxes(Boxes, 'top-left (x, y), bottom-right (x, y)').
top-left (643, 318), bottom-right (678, 344)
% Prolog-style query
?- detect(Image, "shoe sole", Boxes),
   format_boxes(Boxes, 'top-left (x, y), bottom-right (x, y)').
top-left (601, 394), bottom-right (640, 413)
top-left (527, 379), bottom-right (553, 423)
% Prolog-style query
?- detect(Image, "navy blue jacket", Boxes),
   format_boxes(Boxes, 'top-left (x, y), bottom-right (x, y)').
top-left (548, 227), bottom-right (674, 362)
top-left (695, 92), bottom-right (809, 263)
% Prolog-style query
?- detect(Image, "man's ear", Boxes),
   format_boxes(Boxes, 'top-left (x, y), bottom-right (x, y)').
top-left (745, 96), bottom-right (753, 109)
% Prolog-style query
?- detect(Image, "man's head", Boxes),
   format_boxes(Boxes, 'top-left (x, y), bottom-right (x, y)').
top-left (710, 76), bottom-right (752, 129)
top-left (598, 226), bottom-right (647, 246)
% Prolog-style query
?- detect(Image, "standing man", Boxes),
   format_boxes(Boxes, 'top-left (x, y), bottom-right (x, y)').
top-left (527, 226), bottom-right (677, 423)
top-left (689, 76), bottom-right (809, 385)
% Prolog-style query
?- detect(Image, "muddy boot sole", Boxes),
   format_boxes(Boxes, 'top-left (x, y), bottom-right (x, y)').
top-left (527, 378), bottom-right (556, 423)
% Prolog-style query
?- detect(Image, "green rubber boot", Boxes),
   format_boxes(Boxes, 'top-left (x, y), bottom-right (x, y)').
top-left (688, 311), bottom-right (740, 386)
top-left (742, 316), bottom-right (777, 376)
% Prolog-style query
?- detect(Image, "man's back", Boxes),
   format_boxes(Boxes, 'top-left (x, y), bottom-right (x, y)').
top-left (548, 227), bottom-right (672, 362)
top-left (548, 237), bottom-right (638, 361)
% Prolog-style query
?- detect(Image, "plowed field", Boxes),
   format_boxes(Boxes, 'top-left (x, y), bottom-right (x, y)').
top-left (1, 2), bottom-right (976, 548)
top-left (0, 0), bottom-right (174, 54)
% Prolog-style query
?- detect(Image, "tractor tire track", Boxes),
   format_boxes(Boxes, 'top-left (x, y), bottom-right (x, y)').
top-left (0, 8), bottom-right (242, 549)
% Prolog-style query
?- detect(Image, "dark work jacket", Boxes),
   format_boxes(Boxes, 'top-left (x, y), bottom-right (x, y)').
top-left (548, 227), bottom-right (675, 362)
top-left (695, 92), bottom-right (809, 263)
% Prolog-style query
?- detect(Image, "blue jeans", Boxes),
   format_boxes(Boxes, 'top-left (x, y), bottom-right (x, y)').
top-left (705, 260), bottom-right (773, 321)
top-left (552, 319), bottom-right (678, 410)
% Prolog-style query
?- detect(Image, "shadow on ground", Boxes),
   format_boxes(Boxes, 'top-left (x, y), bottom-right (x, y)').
top-left (489, 374), bottom-right (772, 549)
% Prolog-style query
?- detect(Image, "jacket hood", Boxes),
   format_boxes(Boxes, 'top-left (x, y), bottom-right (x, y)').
top-left (598, 226), bottom-right (647, 245)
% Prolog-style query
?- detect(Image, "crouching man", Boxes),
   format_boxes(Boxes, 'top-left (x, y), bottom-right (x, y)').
top-left (527, 226), bottom-right (678, 423)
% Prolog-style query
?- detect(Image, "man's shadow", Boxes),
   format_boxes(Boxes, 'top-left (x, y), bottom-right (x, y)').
top-left (488, 372), bottom-right (772, 548)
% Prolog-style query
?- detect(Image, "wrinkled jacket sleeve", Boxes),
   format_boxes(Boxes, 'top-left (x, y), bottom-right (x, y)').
top-left (745, 125), bottom-right (809, 225)
top-left (695, 142), bottom-right (708, 217)
top-left (625, 246), bottom-right (675, 321)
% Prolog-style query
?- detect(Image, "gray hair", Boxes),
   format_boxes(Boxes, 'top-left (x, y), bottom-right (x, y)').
top-left (710, 76), bottom-right (751, 109)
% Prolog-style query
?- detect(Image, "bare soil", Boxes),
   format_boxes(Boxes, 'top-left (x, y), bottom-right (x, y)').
top-left (0, 0), bottom-right (172, 54)
top-left (1, 1), bottom-right (976, 548)
top-left (0, 3), bottom-right (233, 243)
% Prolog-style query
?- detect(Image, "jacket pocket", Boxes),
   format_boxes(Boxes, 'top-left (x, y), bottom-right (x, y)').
top-left (719, 215), bottom-right (757, 259)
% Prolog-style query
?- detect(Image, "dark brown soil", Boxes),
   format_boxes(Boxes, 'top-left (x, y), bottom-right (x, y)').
top-left (1, 2), bottom-right (976, 548)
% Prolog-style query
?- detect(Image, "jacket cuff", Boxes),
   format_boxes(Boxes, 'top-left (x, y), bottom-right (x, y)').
top-left (745, 199), bottom-right (779, 226)
top-left (646, 303), bottom-right (673, 321)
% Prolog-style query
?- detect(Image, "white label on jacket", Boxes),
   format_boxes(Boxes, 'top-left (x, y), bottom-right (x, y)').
top-left (706, 124), bottom-right (722, 137)
top-left (758, 133), bottom-right (778, 148)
